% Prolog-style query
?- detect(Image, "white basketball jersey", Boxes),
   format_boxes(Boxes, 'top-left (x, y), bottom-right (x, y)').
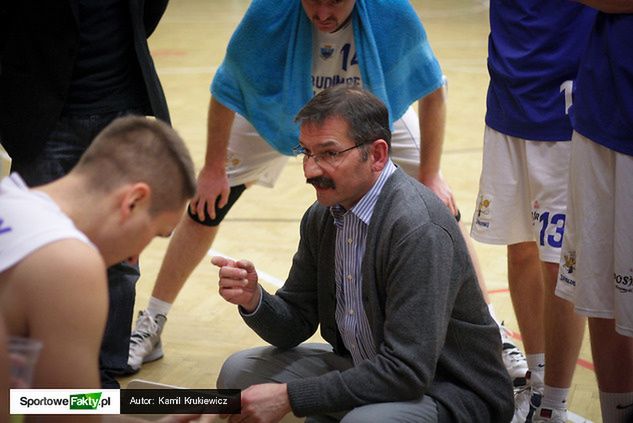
top-left (311, 20), bottom-right (362, 95)
top-left (0, 173), bottom-right (95, 273)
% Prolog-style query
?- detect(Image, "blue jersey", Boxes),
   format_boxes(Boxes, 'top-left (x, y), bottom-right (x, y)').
top-left (573, 13), bottom-right (633, 156)
top-left (485, 0), bottom-right (596, 141)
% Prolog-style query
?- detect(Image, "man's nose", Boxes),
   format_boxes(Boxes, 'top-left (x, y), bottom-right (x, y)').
top-left (315, 5), bottom-right (333, 21)
top-left (303, 156), bottom-right (323, 179)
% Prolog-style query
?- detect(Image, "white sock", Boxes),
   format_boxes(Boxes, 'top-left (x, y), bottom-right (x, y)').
top-left (146, 296), bottom-right (172, 317)
top-left (599, 391), bottom-right (633, 423)
top-left (541, 385), bottom-right (570, 410)
top-left (526, 353), bottom-right (545, 393)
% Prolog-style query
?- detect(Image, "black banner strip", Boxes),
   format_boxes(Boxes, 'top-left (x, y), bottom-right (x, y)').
top-left (120, 389), bottom-right (240, 414)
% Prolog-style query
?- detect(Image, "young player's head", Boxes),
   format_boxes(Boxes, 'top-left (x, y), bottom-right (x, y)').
top-left (73, 116), bottom-right (196, 215)
top-left (72, 116), bottom-right (197, 264)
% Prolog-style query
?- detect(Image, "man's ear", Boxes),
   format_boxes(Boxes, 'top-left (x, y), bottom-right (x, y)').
top-left (370, 139), bottom-right (389, 172)
top-left (119, 183), bottom-right (151, 220)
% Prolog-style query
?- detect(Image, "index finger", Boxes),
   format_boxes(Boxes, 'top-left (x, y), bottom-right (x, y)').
top-left (211, 256), bottom-right (235, 268)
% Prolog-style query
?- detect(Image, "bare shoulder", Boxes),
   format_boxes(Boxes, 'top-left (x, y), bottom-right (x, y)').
top-left (0, 239), bottom-right (109, 387)
top-left (11, 239), bottom-right (105, 297)
top-left (0, 238), bottom-right (107, 338)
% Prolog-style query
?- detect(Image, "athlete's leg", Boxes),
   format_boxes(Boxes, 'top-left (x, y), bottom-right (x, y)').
top-left (507, 242), bottom-right (544, 356)
top-left (589, 318), bottom-right (633, 423)
top-left (151, 216), bottom-right (220, 304)
top-left (542, 261), bottom-right (584, 389)
top-left (126, 115), bottom-right (288, 372)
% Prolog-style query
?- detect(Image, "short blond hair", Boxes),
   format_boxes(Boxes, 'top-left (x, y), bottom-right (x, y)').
top-left (74, 116), bottom-right (196, 214)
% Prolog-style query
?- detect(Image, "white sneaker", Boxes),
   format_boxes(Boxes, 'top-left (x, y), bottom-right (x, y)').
top-left (125, 311), bottom-right (166, 374)
top-left (512, 384), bottom-right (542, 423)
top-left (500, 323), bottom-right (529, 387)
top-left (532, 406), bottom-right (567, 423)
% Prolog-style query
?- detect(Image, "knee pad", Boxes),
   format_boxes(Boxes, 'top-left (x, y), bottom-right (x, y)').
top-left (454, 209), bottom-right (461, 222)
top-left (187, 184), bottom-right (246, 227)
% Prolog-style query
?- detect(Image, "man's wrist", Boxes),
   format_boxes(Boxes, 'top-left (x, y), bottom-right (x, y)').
top-left (240, 285), bottom-right (263, 315)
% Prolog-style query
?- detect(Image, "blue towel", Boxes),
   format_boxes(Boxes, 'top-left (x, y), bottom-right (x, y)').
top-left (211, 0), bottom-right (443, 156)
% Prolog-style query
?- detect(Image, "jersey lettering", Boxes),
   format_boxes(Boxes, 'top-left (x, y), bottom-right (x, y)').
top-left (560, 80), bottom-right (574, 115)
top-left (538, 211), bottom-right (566, 248)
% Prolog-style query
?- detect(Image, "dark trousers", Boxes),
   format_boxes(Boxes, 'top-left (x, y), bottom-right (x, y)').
top-left (11, 111), bottom-right (143, 388)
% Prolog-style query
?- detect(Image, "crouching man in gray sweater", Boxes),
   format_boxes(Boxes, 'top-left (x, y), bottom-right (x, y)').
top-left (212, 86), bottom-right (514, 423)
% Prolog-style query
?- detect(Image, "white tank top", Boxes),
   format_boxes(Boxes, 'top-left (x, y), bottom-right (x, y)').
top-left (0, 173), bottom-right (96, 273)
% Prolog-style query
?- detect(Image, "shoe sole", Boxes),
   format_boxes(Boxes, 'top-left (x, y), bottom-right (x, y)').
top-left (142, 344), bottom-right (164, 364)
top-left (121, 343), bottom-right (164, 376)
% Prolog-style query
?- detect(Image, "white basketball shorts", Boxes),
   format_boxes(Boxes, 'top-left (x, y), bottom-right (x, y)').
top-left (555, 131), bottom-right (633, 337)
top-left (470, 126), bottom-right (571, 263)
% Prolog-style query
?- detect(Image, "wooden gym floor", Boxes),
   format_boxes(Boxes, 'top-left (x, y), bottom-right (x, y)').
top-left (2, 0), bottom-right (601, 421)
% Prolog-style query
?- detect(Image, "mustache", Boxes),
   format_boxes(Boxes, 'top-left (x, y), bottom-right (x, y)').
top-left (307, 176), bottom-right (336, 189)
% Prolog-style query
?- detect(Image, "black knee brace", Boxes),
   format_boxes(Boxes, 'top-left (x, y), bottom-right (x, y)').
top-left (454, 209), bottom-right (461, 222)
top-left (187, 184), bottom-right (246, 227)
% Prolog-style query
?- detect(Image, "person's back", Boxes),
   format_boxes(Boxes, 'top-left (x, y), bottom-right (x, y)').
top-left (0, 117), bottom-right (196, 419)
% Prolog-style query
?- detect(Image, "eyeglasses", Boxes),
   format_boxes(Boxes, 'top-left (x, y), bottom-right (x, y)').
top-left (292, 141), bottom-right (369, 167)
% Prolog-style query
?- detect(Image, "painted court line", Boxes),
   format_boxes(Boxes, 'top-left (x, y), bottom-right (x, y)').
top-left (208, 248), bottom-right (594, 421)
top-left (568, 411), bottom-right (593, 423)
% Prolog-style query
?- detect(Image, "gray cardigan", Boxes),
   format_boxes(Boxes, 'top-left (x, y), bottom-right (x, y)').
top-left (243, 169), bottom-right (513, 422)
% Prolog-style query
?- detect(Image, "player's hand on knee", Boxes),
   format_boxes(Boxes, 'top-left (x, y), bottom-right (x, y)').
top-left (419, 172), bottom-right (458, 216)
top-left (192, 164), bottom-right (230, 221)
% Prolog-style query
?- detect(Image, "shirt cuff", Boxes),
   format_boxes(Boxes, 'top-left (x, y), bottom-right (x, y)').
top-left (238, 284), bottom-right (263, 316)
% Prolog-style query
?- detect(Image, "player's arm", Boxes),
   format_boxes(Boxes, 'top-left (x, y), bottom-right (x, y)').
top-left (190, 97), bottom-right (236, 221)
top-left (15, 241), bottom-right (106, 423)
top-left (20, 243), bottom-right (206, 423)
top-left (22, 241), bottom-right (107, 391)
top-left (417, 84), bottom-right (457, 215)
top-left (0, 314), bottom-right (9, 423)
top-left (204, 97), bottom-right (235, 169)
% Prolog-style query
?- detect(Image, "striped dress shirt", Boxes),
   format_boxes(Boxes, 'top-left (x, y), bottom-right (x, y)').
top-left (330, 160), bottom-right (396, 364)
